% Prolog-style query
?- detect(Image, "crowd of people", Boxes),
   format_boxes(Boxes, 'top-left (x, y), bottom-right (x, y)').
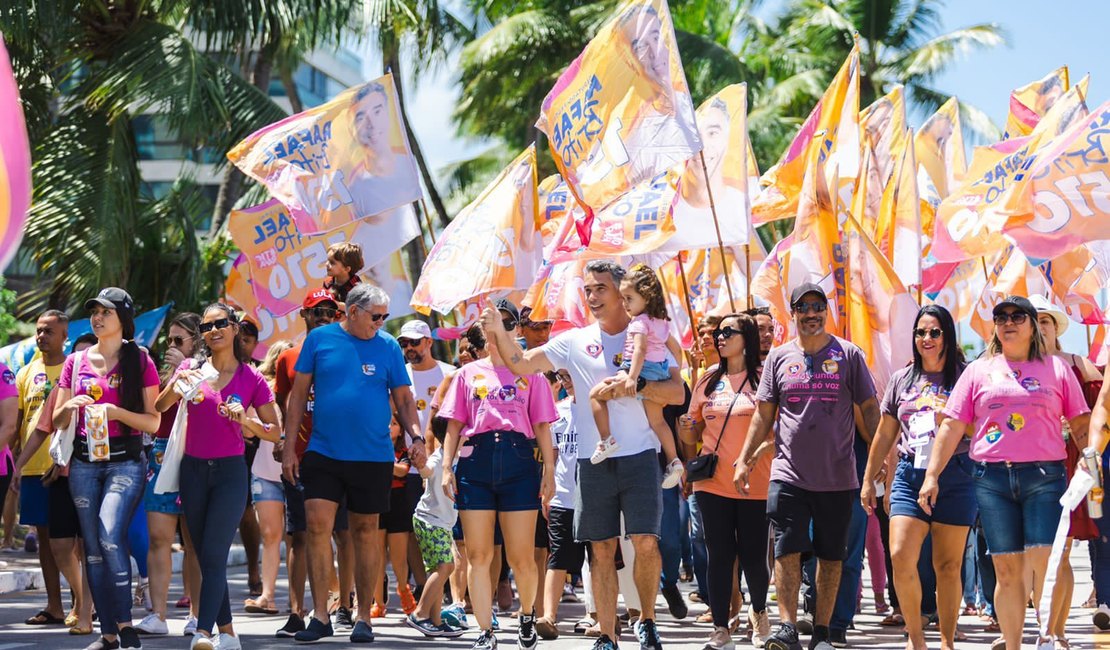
top-left (0, 251), bottom-right (1109, 650)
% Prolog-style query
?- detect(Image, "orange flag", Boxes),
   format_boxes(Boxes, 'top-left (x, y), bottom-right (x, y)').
top-left (915, 97), bottom-right (967, 293)
top-left (1002, 66), bottom-right (1076, 140)
top-left (873, 130), bottom-right (922, 289)
top-left (860, 86), bottom-right (908, 189)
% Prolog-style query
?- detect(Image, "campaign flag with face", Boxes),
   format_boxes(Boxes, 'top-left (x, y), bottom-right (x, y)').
top-left (873, 131), bottom-right (922, 289)
top-left (915, 97), bottom-right (967, 293)
top-left (926, 257), bottom-right (988, 324)
top-left (1037, 243), bottom-right (1107, 326)
top-left (0, 36), bottom-right (31, 273)
top-left (228, 199), bottom-right (418, 315)
top-left (860, 85), bottom-right (908, 190)
top-left (1000, 100), bottom-right (1110, 264)
top-left (967, 245), bottom-right (1044, 343)
top-left (753, 45), bottom-right (860, 224)
top-left (535, 0), bottom-right (701, 240)
top-left (524, 258), bottom-right (595, 329)
top-left (412, 146), bottom-right (542, 315)
top-left (1003, 66), bottom-right (1073, 140)
top-left (228, 73), bottom-right (422, 234)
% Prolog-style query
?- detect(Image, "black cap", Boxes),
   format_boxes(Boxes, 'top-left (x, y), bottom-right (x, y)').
top-left (84, 287), bottom-right (134, 315)
top-left (494, 298), bottom-right (520, 324)
top-left (790, 282), bottom-right (827, 308)
top-left (992, 295), bottom-right (1037, 320)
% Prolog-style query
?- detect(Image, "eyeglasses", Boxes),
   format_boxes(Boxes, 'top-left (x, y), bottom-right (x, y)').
top-left (369, 312), bottom-right (389, 322)
top-left (198, 318), bottom-right (232, 333)
top-left (167, 336), bottom-right (186, 348)
top-left (503, 319), bottom-right (518, 331)
top-left (913, 327), bottom-right (942, 340)
top-left (311, 306), bottom-right (338, 320)
top-left (793, 301), bottom-right (827, 314)
top-left (714, 327), bottom-right (742, 341)
top-left (993, 312), bottom-right (1029, 326)
top-left (398, 338), bottom-right (423, 348)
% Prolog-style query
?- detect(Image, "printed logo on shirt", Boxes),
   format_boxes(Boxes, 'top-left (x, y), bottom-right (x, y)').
top-left (714, 381), bottom-right (725, 392)
top-left (612, 353), bottom-right (623, 368)
top-left (190, 392), bottom-right (204, 405)
top-left (1, 369), bottom-right (14, 384)
top-left (108, 374), bottom-right (121, 389)
top-left (1006, 413), bottom-right (1025, 431)
top-left (585, 344), bottom-right (602, 358)
top-left (82, 379), bottom-right (103, 401)
top-left (427, 385), bottom-right (437, 396)
top-left (362, 364), bottom-right (376, 376)
top-left (822, 359), bottom-right (839, 374)
top-left (828, 349), bottom-right (844, 362)
top-left (1020, 377), bottom-right (1041, 392)
top-left (475, 385), bottom-right (489, 399)
top-left (787, 363), bottom-right (803, 377)
top-left (32, 372), bottom-right (47, 386)
top-left (416, 399), bottom-right (427, 411)
top-left (985, 422), bottom-right (1003, 444)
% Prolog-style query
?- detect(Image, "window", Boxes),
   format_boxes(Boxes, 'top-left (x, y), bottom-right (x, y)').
top-left (133, 116), bottom-right (190, 161)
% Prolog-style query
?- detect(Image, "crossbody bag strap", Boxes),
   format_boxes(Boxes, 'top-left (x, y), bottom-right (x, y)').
top-left (706, 390), bottom-right (743, 455)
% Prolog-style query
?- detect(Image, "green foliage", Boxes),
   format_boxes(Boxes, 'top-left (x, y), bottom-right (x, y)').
top-left (0, 277), bottom-right (19, 345)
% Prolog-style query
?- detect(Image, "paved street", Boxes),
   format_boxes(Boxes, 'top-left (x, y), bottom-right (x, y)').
top-left (0, 542), bottom-right (1106, 649)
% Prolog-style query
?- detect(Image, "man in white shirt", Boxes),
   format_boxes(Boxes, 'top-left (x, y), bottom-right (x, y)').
top-left (483, 260), bottom-right (685, 650)
top-left (399, 320), bottom-right (455, 438)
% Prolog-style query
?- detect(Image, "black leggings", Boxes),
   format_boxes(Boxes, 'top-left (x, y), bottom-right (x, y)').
top-left (696, 491), bottom-right (770, 627)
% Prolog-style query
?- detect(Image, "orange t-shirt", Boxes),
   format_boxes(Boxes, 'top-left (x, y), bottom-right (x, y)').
top-left (687, 370), bottom-right (772, 500)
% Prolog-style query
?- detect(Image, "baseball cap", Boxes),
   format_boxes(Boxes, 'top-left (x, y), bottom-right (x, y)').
top-left (520, 306), bottom-right (552, 327)
top-left (84, 287), bottom-right (134, 315)
top-left (495, 298), bottom-right (520, 324)
top-left (789, 283), bottom-right (827, 308)
top-left (399, 320), bottom-right (433, 340)
top-left (992, 295), bottom-right (1037, 321)
top-left (303, 289), bottom-right (337, 309)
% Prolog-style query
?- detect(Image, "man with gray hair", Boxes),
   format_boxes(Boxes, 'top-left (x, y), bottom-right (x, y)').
top-left (482, 260), bottom-right (685, 650)
top-left (283, 283), bottom-right (425, 643)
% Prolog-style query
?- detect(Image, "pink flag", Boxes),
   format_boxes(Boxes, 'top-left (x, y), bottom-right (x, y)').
top-left (0, 36), bottom-right (31, 272)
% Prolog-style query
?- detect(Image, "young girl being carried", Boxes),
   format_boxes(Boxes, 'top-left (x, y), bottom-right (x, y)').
top-left (589, 263), bottom-right (685, 488)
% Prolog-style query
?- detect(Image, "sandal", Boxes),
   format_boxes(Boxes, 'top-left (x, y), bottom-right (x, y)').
top-left (244, 598), bottom-right (279, 615)
top-left (25, 609), bottom-right (66, 625)
top-left (880, 613), bottom-right (905, 627)
top-left (573, 616), bottom-right (596, 634)
top-left (69, 625), bottom-right (94, 635)
top-left (984, 619), bottom-right (1001, 633)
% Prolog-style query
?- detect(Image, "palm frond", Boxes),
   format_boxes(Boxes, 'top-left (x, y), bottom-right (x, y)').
top-left (887, 0), bottom-right (942, 49)
top-left (895, 24), bottom-right (1006, 81)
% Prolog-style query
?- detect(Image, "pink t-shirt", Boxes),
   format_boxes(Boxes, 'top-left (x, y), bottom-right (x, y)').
top-left (437, 359), bottom-right (556, 439)
top-left (943, 354), bottom-right (1089, 463)
top-left (177, 360), bottom-right (275, 459)
top-left (624, 314), bottom-right (669, 363)
top-left (0, 364), bottom-right (17, 475)
top-left (59, 350), bottom-right (160, 440)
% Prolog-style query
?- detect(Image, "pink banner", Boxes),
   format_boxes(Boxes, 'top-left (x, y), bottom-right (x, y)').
top-left (0, 36), bottom-right (31, 272)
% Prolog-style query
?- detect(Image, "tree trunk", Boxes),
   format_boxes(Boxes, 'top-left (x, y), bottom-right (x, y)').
top-left (281, 65), bottom-right (304, 114)
top-left (384, 49), bottom-right (451, 231)
top-left (209, 47), bottom-right (276, 238)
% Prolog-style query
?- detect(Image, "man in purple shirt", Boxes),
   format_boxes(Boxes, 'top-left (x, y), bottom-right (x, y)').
top-left (734, 283), bottom-right (880, 650)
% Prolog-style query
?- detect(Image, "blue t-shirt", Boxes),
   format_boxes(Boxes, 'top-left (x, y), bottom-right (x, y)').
top-left (294, 323), bottom-right (410, 462)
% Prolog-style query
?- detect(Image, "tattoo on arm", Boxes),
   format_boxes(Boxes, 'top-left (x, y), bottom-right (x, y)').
top-left (511, 353), bottom-right (521, 363)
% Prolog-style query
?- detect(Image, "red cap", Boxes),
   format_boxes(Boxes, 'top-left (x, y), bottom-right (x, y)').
top-left (303, 290), bottom-right (337, 309)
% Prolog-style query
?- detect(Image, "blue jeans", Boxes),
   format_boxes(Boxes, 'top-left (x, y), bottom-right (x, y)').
top-left (801, 491), bottom-right (867, 631)
top-left (659, 486), bottom-right (681, 589)
top-left (976, 520), bottom-right (997, 617)
top-left (687, 493), bottom-right (709, 601)
top-left (1094, 452), bottom-right (1110, 606)
top-left (973, 461), bottom-right (1066, 554)
top-left (69, 456), bottom-right (146, 636)
top-left (679, 495), bottom-right (693, 571)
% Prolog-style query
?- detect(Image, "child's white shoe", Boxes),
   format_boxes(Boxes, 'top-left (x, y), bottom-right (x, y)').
top-left (661, 458), bottom-right (684, 489)
top-left (590, 437), bottom-right (620, 464)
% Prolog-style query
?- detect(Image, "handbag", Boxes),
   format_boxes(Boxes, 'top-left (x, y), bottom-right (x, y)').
top-left (685, 391), bottom-right (742, 483)
top-left (48, 350), bottom-right (84, 467)
top-left (156, 361), bottom-right (218, 494)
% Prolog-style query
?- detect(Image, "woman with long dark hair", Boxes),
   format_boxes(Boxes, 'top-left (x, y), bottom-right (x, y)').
top-left (155, 304), bottom-right (280, 650)
top-left (680, 313), bottom-right (772, 650)
top-left (53, 288), bottom-right (162, 650)
top-left (861, 305), bottom-right (972, 650)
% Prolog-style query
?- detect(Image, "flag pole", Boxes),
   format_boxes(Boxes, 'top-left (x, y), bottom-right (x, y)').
top-left (744, 243), bottom-right (753, 310)
top-left (698, 150), bottom-right (737, 312)
top-left (674, 253), bottom-right (702, 357)
top-left (1087, 324), bottom-right (1093, 356)
top-left (980, 257), bottom-right (989, 283)
top-left (419, 197), bottom-right (438, 245)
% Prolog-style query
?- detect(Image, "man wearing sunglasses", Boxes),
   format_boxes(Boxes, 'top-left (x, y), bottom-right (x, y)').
top-left (734, 283), bottom-right (880, 650)
top-left (399, 320), bottom-right (454, 441)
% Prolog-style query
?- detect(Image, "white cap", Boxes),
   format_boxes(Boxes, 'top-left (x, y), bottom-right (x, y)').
top-left (399, 320), bottom-right (433, 340)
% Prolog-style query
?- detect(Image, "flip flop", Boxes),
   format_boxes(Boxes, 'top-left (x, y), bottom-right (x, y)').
top-left (25, 610), bottom-right (66, 625)
top-left (69, 625), bottom-right (94, 635)
top-left (573, 616), bottom-right (596, 634)
top-left (879, 613), bottom-right (905, 627)
top-left (244, 598), bottom-right (279, 615)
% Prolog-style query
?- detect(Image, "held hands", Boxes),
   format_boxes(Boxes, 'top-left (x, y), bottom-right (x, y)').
top-left (408, 440), bottom-right (428, 470)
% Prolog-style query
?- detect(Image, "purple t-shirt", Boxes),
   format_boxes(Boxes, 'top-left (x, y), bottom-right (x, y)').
top-left (59, 350), bottom-right (161, 443)
top-left (177, 360), bottom-right (275, 459)
top-left (881, 366), bottom-right (969, 458)
top-left (0, 364), bottom-right (16, 475)
top-left (755, 336), bottom-right (876, 491)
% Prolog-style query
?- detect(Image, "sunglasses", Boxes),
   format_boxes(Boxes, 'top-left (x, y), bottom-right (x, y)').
top-left (913, 327), bottom-right (942, 340)
top-left (714, 326), bottom-right (742, 341)
top-left (503, 319), bottom-right (518, 331)
top-left (167, 336), bottom-right (186, 348)
top-left (310, 306), bottom-right (338, 320)
top-left (198, 318), bottom-right (232, 333)
top-left (793, 301), bottom-right (827, 314)
top-left (369, 312), bottom-right (390, 322)
top-left (398, 338), bottom-right (424, 348)
top-left (993, 312), bottom-right (1029, 326)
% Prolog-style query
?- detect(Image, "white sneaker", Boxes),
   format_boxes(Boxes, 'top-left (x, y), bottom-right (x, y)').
top-left (189, 634), bottom-right (215, 650)
top-left (184, 616), bottom-right (198, 636)
top-left (590, 437), bottom-right (620, 464)
top-left (217, 633), bottom-right (242, 650)
top-left (134, 612), bottom-right (168, 635)
top-left (704, 626), bottom-right (735, 650)
top-left (661, 458), bottom-right (684, 489)
top-left (1095, 603), bottom-right (1110, 630)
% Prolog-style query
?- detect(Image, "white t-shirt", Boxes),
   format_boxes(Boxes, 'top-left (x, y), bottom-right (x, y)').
top-left (540, 323), bottom-right (671, 460)
top-left (407, 360), bottom-right (454, 475)
top-left (550, 398), bottom-right (578, 510)
top-left (414, 447), bottom-right (457, 530)
top-left (252, 439), bottom-right (283, 483)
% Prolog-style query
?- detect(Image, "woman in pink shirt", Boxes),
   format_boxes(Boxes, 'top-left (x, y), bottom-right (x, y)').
top-left (921, 296), bottom-right (1089, 650)
top-left (439, 310), bottom-right (556, 650)
top-left (156, 304), bottom-right (280, 650)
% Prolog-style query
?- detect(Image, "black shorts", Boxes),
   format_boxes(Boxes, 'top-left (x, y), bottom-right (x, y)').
top-left (380, 475), bottom-right (422, 533)
top-left (546, 506), bottom-right (585, 572)
top-left (535, 511), bottom-right (549, 550)
top-left (766, 480), bottom-right (854, 561)
top-left (283, 477), bottom-right (348, 534)
top-left (48, 476), bottom-right (81, 539)
top-left (300, 452), bottom-right (392, 516)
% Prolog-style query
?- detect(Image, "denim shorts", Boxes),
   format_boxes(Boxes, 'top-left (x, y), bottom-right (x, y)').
top-left (973, 460), bottom-right (1066, 555)
top-left (889, 453), bottom-right (978, 527)
top-left (455, 431), bottom-right (540, 512)
top-left (144, 437), bottom-right (182, 515)
top-left (251, 476), bottom-right (284, 503)
top-left (619, 359), bottom-right (670, 382)
top-left (18, 475), bottom-right (50, 526)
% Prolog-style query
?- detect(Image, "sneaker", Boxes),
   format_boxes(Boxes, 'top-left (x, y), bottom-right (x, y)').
top-left (189, 636), bottom-right (214, 650)
top-left (704, 626), bottom-right (735, 650)
top-left (636, 619), bottom-right (663, 650)
top-left (184, 616), bottom-right (198, 637)
top-left (217, 633), bottom-right (242, 650)
top-left (134, 613), bottom-right (168, 635)
top-left (518, 611), bottom-right (538, 649)
top-left (118, 627), bottom-right (142, 649)
top-left (1095, 604), bottom-right (1110, 630)
top-left (333, 606), bottom-right (354, 629)
top-left (399, 586), bottom-right (418, 615)
top-left (473, 628), bottom-right (498, 650)
top-left (24, 532), bottom-right (37, 553)
top-left (592, 635), bottom-right (620, 650)
top-left (535, 617), bottom-right (559, 640)
top-left (661, 584), bottom-right (689, 620)
top-left (491, 610), bottom-right (500, 631)
top-left (405, 614), bottom-right (442, 637)
top-left (294, 617), bottom-right (334, 644)
top-left (561, 583), bottom-right (579, 603)
top-left (438, 622), bottom-right (466, 638)
top-left (350, 620), bottom-right (375, 643)
top-left (661, 458), bottom-right (684, 489)
top-left (795, 614), bottom-right (814, 636)
top-left (811, 643), bottom-right (834, 650)
top-left (751, 610), bottom-right (771, 648)
top-left (829, 629), bottom-right (847, 648)
top-left (764, 623), bottom-right (802, 650)
top-left (590, 437), bottom-right (620, 464)
top-left (443, 606), bottom-right (469, 630)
